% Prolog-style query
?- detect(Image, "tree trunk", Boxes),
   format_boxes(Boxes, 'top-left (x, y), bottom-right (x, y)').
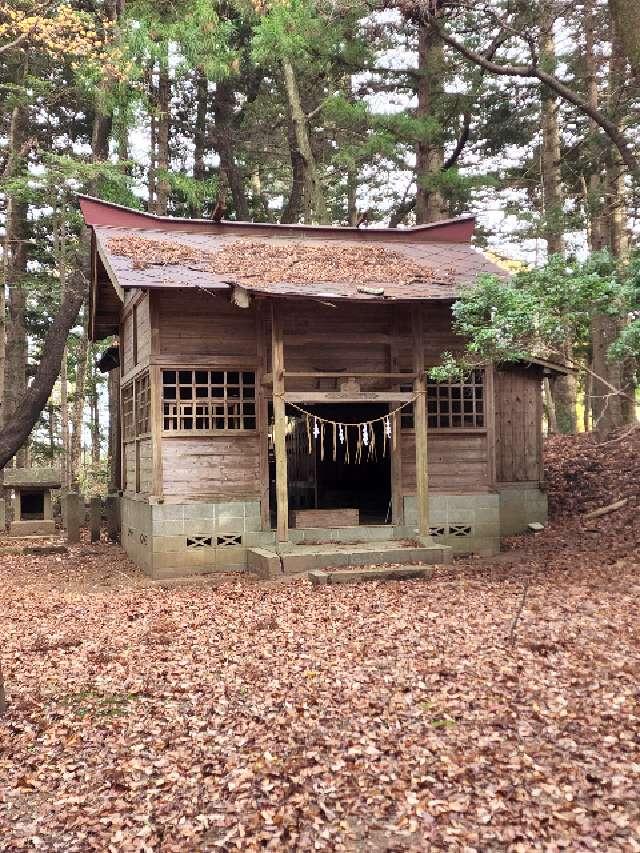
top-left (415, 23), bottom-right (446, 224)
top-left (590, 6), bottom-right (629, 435)
top-left (544, 376), bottom-right (558, 434)
top-left (0, 271), bottom-right (84, 469)
top-left (60, 346), bottom-right (70, 488)
top-left (281, 119), bottom-right (305, 224)
top-left (155, 58), bottom-right (171, 216)
top-left (70, 309), bottom-right (89, 482)
top-left (213, 78), bottom-right (250, 220)
top-left (282, 60), bottom-right (328, 225)
top-left (539, 12), bottom-right (576, 433)
top-left (608, 0), bottom-right (640, 80)
top-left (0, 660), bottom-right (6, 715)
top-left (3, 95), bottom-right (29, 467)
top-left (48, 402), bottom-right (56, 460)
top-left (107, 367), bottom-right (120, 492)
top-left (191, 72), bottom-right (209, 217)
top-left (91, 358), bottom-right (101, 467)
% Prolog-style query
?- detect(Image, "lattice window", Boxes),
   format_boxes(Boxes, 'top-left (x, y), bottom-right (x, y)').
top-left (135, 371), bottom-right (150, 436)
top-left (401, 369), bottom-right (485, 429)
top-left (122, 382), bottom-right (135, 441)
top-left (162, 369), bottom-right (256, 432)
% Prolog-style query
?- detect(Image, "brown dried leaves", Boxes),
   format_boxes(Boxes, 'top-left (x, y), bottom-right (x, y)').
top-left (107, 234), bottom-right (441, 285)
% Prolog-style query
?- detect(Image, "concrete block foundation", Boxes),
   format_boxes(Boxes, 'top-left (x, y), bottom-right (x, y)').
top-left (121, 485), bottom-right (548, 577)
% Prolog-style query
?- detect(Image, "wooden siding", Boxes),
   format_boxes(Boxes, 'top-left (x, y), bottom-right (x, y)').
top-left (138, 438), bottom-right (153, 494)
top-left (121, 293), bottom-right (150, 376)
top-left (161, 436), bottom-right (260, 498)
top-left (157, 291), bottom-right (257, 363)
top-left (495, 367), bottom-right (543, 483)
top-left (402, 432), bottom-right (489, 493)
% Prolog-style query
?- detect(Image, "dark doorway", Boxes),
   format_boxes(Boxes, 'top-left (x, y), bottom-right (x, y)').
top-left (20, 490), bottom-right (45, 520)
top-left (276, 403), bottom-right (392, 525)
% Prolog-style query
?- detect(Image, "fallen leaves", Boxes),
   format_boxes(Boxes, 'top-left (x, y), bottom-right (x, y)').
top-left (0, 433), bottom-right (639, 850)
top-left (107, 234), bottom-right (443, 286)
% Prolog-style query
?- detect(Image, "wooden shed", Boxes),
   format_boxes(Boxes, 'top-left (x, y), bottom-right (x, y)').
top-left (80, 196), bottom-right (555, 578)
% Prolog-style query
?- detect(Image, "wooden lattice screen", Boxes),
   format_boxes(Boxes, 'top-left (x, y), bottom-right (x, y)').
top-left (161, 369), bottom-right (257, 432)
top-left (401, 369), bottom-right (485, 429)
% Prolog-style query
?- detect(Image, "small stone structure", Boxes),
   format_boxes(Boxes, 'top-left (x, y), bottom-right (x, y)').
top-left (4, 468), bottom-right (61, 536)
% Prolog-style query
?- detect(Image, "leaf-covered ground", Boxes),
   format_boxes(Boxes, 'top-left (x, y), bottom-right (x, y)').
top-left (1, 432), bottom-right (639, 851)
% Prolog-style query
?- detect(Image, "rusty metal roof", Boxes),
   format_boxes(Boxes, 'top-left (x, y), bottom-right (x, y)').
top-left (93, 224), bottom-right (508, 302)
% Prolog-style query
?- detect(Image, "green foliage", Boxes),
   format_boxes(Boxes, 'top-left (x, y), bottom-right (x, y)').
top-left (448, 253), bottom-right (640, 371)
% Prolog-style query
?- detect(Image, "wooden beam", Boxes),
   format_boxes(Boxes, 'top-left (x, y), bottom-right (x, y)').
top-left (485, 363), bottom-right (497, 489)
top-left (271, 301), bottom-right (288, 543)
top-left (284, 391), bottom-right (414, 403)
top-left (255, 302), bottom-right (270, 530)
top-left (390, 306), bottom-right (404, 525)
top-left (412, 305), bottom-right (429, 538)
top-left (149, 294), bottom-right (163, 497)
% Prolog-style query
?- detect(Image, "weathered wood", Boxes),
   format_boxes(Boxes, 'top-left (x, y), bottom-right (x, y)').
top-left (390, 306), bottom-right (404, 524)
top-left (89, 496), bottom-right (101, 543)
top-left (150, 364), bottom-right (163, 496)
top-left (583, 497), bottom-right (628, 519)
top-left (292, 508), bottom-right (359, 528)
top-left (255, 302), bottom-right (270, 529)
top-left (284, 391), bottom-right (414, 403)
top-left (272, 301), bottom-right (289, 542)
top-left (485, 363), bottom-right (496, 488)
top-left (412, 305), bottom-right (429, 537)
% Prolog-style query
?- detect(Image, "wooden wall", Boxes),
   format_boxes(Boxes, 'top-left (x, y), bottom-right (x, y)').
top-left (161, 436), bottom-right (260, 499)
top-left (157, 290), bottom-right (256, 364)
top-left (495, 367), bottom-right (543, 483)
top-left (401, 432), bottom-right (489, 493)
top-left (121, 292), bottom-right (151, 376)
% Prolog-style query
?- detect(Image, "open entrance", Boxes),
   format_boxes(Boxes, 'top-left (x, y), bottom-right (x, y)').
top-left (270, 403), bottom-right (392, 527)
top-left (20, 490), bottom-right (45, 520)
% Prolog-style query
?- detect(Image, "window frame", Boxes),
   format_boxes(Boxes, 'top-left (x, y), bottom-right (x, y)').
top-left (161, 367), bottom-right (258, 436)
top-left (400, 368), bottom-right (487, 432)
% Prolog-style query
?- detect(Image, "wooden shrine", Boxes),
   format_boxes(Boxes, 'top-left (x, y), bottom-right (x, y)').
top-left (80, 196), bottom-right (567, 578)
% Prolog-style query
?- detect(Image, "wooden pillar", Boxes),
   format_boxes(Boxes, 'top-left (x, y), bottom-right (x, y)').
top-left (412, 305), bottom-right (429, 539)
top-left (105, 494), bottom-right (120, 543)
top-left (256, 301), bottom-right (270, 530)
top-left (485, 362), bottom-right (497, 488)
top-left (271, 301), bottom-right (288, 543)
top-left (89, 496), bottom-right (101, 543)
top-left (149, 293), bottom-right (163, 498)
top-left (389, 307), bottom-right (404, 525)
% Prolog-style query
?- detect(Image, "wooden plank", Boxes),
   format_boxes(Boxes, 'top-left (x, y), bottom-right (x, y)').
top-left (284, 391), bottom-right (414, 403)
top-left (150, 365), bottom-right (163, 497)
top-left (485, 363), bottom-right (497, 488)
top-left (271, 301), bottom-right (289, 542)
top-left (412, 305), bottom-right (429, 537)
top-left (389, 306), bottom-right (404, 525)
top-left (255, 301), bottom-right (270, 529)
top-left (292, 508), bottom-right (359, 528)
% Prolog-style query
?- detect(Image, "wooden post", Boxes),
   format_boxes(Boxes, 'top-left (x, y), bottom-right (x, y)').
top-left (64, 490), bottom-right (81, 544)
top-left (149, 293), bottom-right (163, 498)
top-left (412, 305), bottom-right (429, 539)
top-left (485, 362), bottom-right (497, 488)
top-left (271, 301), bottom-right (289, 543)
top-left (89, 496), bottom-right (101, 543)
top-left (389, 306), bottom-right (404, 526)
top-left (256, 301), bottom-right (270, 530)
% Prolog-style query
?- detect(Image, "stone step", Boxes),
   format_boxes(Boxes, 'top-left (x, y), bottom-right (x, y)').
top-left (310, 566), bottom-right (432, 586)
top-left (247, 540), bottom-right (452, 579)
top-left (288, 524), bottom-right (404, 545)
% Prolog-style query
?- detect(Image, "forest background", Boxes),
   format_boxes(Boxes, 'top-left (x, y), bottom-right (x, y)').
top-left (1, 0), bottom-right (639, 493)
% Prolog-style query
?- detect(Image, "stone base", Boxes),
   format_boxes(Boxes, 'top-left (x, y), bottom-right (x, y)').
top-left (8, 519), bottom-right (56, 537)
top-left (404, 493), bottom-right (501, 555)
top-left (498, 484), bottom-right (548, 536)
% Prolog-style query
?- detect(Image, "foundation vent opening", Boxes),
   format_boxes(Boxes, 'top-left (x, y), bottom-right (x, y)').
top-left (187, 535), bottom-right (213, 548)
top-left (428, 526), bottom-right (446, 537)
top-left (448, 524), bottom-right (472, 537)
top-left (216, 534), bottom-right (242, 547)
